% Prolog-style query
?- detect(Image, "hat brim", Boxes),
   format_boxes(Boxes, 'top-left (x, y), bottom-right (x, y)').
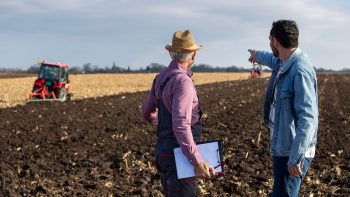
top-left (165, 44), bottom-right (202, 53)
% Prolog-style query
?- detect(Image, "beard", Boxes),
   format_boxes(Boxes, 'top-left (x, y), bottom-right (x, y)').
top-left (271, 46), bottom-right (279, 57)
top-left (270, 39), bottom-right (279, 57)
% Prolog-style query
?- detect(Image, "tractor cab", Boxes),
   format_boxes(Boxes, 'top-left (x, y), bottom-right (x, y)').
top-left (38, 64), bottom-right (67, 82)
top-left (28, 61), bottom-right (72, 102)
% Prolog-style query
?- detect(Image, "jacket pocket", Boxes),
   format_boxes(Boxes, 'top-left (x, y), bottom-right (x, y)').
top-left (280, 91), bottom-right (293, 113)
top-left (276, 91), bottom-right (294, 153)
top-left (279, 90), bottom-right (293, 98)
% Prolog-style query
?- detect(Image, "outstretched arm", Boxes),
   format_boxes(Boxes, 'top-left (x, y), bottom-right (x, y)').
top-left (248, 49), bottom-right (278, 70)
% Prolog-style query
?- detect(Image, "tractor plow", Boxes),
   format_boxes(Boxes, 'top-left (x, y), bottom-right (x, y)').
top-left (27, 98), bottom-right (67, 102)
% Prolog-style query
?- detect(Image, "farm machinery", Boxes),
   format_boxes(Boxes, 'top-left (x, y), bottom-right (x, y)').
top-left (28, 61), bottom-right (72, 102)
top-left (250, 63), bottom-right (263, 78)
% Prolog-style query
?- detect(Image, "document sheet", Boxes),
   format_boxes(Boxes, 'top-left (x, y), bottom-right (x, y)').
top-left (174, 140), bottom-right (223, 179)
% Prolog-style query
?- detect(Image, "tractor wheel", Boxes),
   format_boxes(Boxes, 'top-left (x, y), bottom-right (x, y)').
top-left (58, 87), bottom-right (67, 101)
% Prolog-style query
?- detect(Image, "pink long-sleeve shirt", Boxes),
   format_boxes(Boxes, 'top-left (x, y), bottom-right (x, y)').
top-left (141, 61), bottom-right (203, 166)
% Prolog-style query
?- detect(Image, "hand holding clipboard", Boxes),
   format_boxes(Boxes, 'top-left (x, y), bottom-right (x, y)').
top-left (194, 161), bottom-right (216, 178)
top-left (174, 140), bottom-right (224, 179)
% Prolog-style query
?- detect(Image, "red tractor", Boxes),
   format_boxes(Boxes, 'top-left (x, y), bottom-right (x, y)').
top-left (250, 63), bottom-right (263, 78)
top-left (28, 61), bottom-right (72, 102)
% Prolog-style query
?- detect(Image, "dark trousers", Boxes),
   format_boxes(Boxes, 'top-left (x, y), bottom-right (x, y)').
top-left (272, 156), bottom-right (313, 197)
top-left (155, 155), bottom-right (198, 197)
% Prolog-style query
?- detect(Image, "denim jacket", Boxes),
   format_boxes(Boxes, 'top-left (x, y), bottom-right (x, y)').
top-left (256, 48), bottom-right (318, 166)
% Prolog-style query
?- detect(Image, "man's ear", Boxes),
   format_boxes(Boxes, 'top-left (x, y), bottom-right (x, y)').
top-left (273, 38), bottom-right (280, 49)
top-left (192, 51), bottom-right (197, 60)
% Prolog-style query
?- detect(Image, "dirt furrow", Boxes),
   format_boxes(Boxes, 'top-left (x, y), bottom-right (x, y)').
top-left (0, 74), bottom-right (349, 196)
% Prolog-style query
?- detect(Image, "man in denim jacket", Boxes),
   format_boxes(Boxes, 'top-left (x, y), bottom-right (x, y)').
top-left (248, 20), bottom-right (318, 196)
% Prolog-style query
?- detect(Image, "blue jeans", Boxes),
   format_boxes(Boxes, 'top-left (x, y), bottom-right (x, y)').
top-left (272, 156), bottom-right (313, 197)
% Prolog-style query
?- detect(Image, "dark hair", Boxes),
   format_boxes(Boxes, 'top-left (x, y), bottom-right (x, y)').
top-left (270, 20), bottom-right (299, 48)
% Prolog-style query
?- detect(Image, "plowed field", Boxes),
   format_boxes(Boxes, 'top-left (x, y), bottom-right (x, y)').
top-left (0, 74), bottom-right (349, 196)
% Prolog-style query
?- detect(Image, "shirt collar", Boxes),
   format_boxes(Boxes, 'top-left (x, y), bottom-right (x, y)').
top-left (279, 47), bottom-right (301, 74)
top-left (169, 61), bottom-right (193, 77)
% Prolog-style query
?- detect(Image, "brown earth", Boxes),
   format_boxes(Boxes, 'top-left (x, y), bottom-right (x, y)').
top-left (0, 74), bottom-right (349, 196)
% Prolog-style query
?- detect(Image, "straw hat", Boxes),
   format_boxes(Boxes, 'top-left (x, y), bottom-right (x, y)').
top-left (165, 30), bottom-right (202, 53)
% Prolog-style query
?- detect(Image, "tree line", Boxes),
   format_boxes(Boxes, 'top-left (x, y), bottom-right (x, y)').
top-left (1, 62), bottom-right (349, 74)
top-left (1, 62), bottom-right (252, 74)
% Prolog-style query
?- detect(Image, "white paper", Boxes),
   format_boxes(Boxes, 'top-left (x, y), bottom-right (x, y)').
top-left (174, 141), bottom-right (223, 179)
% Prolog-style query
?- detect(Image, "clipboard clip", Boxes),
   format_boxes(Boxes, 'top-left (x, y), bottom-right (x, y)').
top-left (217, 149), bottom-right (222, 163)
top-left (213, 161), bottom-right (225, 169)
top-left (214, 161), bottom-right (225, 175)
top-left (215, 147), bottom-right (224, 175)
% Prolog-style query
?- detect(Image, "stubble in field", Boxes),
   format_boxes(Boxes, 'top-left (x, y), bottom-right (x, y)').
top-left (0, 73), bottom-right (252, 108)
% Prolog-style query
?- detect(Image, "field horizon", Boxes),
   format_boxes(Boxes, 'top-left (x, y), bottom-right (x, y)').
top-left (0, 73), bottom-right (258, 108)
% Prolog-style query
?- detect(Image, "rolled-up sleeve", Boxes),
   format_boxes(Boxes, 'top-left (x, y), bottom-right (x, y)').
top-left (172, 77), bottom-right (203, 166)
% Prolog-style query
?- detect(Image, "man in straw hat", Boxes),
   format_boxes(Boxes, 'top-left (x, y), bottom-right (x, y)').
top-left (142, 30), bottom-right (215, 196)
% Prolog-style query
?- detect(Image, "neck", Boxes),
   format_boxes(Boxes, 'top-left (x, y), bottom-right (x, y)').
top-left (279, 47), bottom-right (297, 61)
top-left (175, 60), bottom-right (193, 69)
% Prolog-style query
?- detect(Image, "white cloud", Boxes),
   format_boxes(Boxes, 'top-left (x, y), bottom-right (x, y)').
top-left (0, 0), bottom-right (349, 69)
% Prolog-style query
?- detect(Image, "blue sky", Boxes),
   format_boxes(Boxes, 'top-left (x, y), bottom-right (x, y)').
top-left (0, 0), bottom-right (349, 70)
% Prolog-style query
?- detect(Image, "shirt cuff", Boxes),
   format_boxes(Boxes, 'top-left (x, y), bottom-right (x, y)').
top-left (149, 112), bottom-right (158, 123)
top-left (188, 151), bottom-right (203, 166)
top-left (255, 51), bottom-right (263, 64)
top-left (287, 154), bottom-right (304, 167)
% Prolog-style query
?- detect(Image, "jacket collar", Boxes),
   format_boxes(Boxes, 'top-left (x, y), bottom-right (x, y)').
top-left (279, 47), bottom-right (302, 75)
top-left (169, 61), bottom-right (193, 77)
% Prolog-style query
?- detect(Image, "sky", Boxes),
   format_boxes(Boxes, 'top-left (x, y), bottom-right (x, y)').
top-left (0, 0), bottom-right (349, 70)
